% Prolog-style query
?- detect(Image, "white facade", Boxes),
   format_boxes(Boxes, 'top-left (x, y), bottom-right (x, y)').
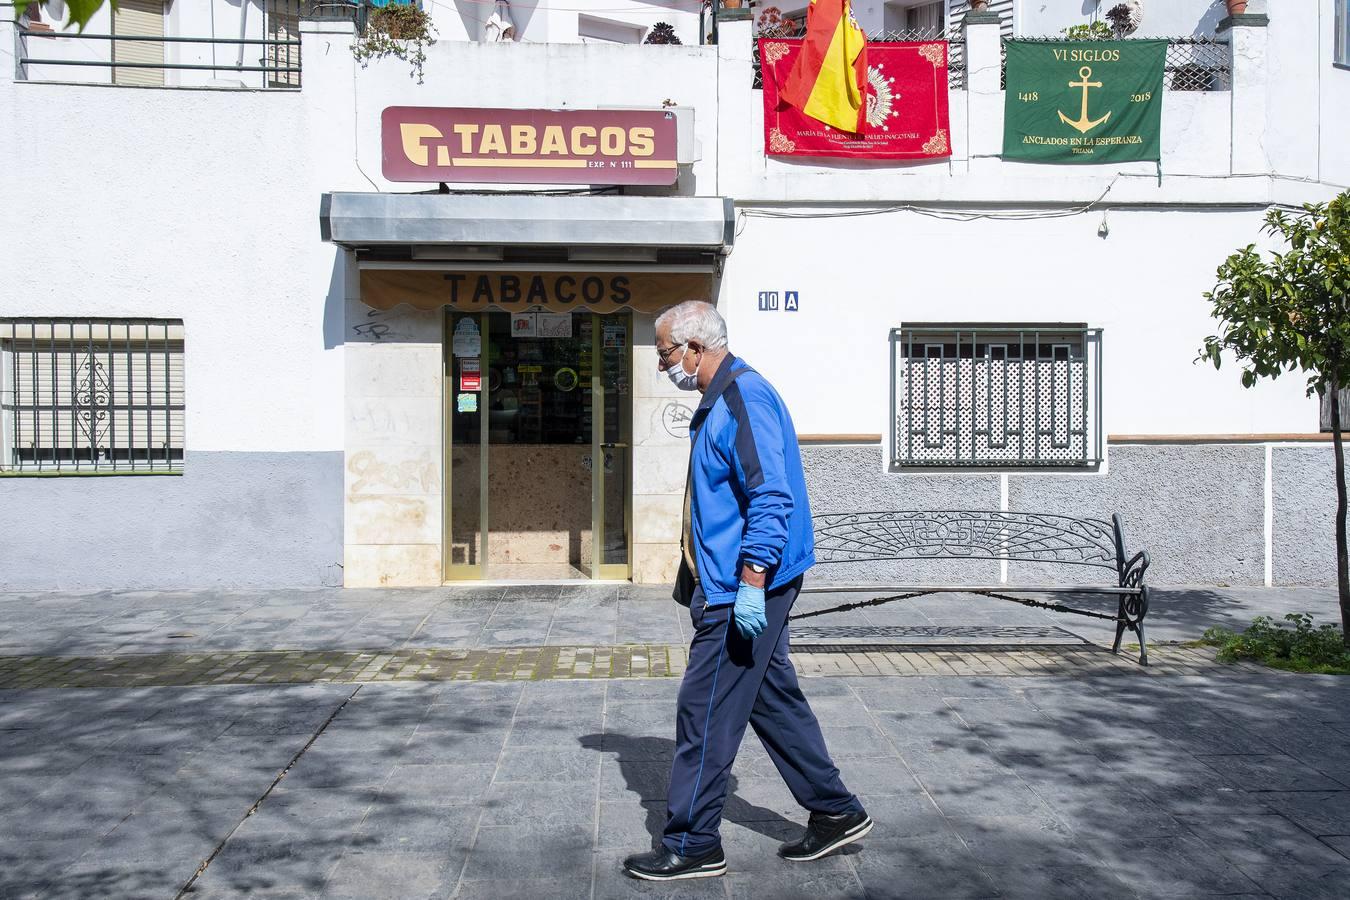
top-left (2, 1), bottom-right (1347, 591)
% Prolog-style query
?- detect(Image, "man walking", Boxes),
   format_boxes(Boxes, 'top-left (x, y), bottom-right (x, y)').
top-left (622, 301), bottom-right (871, 881)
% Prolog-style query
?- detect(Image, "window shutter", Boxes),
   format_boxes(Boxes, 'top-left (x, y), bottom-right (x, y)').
top-left (113, 0), bottom-right (166, 87)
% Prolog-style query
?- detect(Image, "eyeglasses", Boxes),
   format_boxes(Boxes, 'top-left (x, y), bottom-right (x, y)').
top-left (656, 342), bottom-right (686, 364)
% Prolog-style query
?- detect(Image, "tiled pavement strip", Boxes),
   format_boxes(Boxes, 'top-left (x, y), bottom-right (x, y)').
top-left (0, 643), bottom-right (1246, 689)
top-left (3, 585), bottom-right (1349, 899)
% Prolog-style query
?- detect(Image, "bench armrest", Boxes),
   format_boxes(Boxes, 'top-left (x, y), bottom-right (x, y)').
top-left (1120, 549), bottom-right (1150, 589)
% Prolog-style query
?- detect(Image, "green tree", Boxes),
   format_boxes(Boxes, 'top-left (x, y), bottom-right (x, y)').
top-left (15, 1), bottom-right (113, 32)
top-left (1199, 190), bottom-right (1350, 644)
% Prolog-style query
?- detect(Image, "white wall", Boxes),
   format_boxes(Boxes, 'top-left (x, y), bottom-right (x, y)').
top-left (1019, 0), bottom-right (1229, 38)
top-left (1, 80), bottom-right (335, 452)
top-left (2, 22), bottom-right (720, 456)
top-left (1320, 0), bottom-right (1350, 187)
top-left (721, 206), bottom-right (1319, 440)
top-left (427, 0), bottom-right (706, 46)
top-left (3, 5), bottom-right (1344, 463)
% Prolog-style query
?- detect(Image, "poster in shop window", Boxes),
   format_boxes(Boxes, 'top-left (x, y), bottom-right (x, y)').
top-left (759, 39), bottom-right (951, 160)
top-left (511, 313), bottom-right (537, 337)
top-left (1002, 40), bottom-right (1165, 163)
top-left (536, 313), bottom-right (573, 339)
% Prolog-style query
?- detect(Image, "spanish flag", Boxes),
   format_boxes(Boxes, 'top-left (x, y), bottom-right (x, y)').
top-left (780, 0), bottom-right (868, 134)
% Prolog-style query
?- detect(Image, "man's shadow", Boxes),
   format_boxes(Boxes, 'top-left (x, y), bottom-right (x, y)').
top-left (579, 733), bottom-right (800, 847)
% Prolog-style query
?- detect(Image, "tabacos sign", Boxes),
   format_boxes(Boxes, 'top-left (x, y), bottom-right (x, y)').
top-left (382, 107), bottom-right (679, 185)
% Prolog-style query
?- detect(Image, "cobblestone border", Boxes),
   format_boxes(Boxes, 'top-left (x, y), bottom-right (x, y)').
top-left (0, 643), bottom-right (1258, 689)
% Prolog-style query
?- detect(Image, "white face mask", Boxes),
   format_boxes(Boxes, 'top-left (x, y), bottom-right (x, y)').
top-left (665, 347), bottom-right (701, 391)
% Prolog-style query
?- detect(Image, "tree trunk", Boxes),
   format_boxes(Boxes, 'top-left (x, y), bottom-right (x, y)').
top-left (1332, 375), bottom-right (1350, 647)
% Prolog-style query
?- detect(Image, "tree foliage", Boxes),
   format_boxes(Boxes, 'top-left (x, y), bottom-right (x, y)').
top-left (1199, 190), bottom-right (1350, 645)
top-left (1199, 193), bottom-right (1350, 397)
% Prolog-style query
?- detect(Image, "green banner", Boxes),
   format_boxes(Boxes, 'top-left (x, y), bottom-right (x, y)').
top-left (1003, 40), bottom-right (1166, 163)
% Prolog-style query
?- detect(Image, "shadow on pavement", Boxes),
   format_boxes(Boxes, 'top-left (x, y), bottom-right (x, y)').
top-left (579, 732), bottom-right (800, 847)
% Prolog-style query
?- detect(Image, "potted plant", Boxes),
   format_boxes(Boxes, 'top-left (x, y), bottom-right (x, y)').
top-left (756, 6), bottom-right (798, 38)
top-left (1226, 1), bottom-right (1248, 15)
top-left (1061, 20), bottom-right (1114, 40)
top-left (352, 2), bottom-right (438, 84)
top-left (645, 23), bottom-right (682, 44)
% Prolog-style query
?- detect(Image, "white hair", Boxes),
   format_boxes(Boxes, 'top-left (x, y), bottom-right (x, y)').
top-left (655, 301), bottom-right (729, 351)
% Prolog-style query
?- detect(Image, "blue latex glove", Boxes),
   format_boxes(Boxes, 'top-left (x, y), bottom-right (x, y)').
top-left (733, 582), bottom-right (767, 640)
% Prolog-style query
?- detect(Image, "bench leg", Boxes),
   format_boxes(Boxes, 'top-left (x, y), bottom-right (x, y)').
top-left (1111, 596), bottom-right (1129, 655)
top-left (1111, 591), bottom-right (1150, 666)
top-left (1135, 586), bottom-right (1150, 666)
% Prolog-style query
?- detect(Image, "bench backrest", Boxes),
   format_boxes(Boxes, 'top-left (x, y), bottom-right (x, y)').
top-left (812, 510), bottom-right (1123, 574)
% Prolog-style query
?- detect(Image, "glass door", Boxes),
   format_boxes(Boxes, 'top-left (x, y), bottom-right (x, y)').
top-left (444, 309), bottom-right (630, 581)
top-left (445, 311), bottom-right (486, 580)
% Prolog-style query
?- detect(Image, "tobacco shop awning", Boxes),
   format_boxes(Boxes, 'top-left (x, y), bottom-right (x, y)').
top-left (321, 193), bottom-right (733, 255)
top-left (320, 193), bottom-right (735, 314)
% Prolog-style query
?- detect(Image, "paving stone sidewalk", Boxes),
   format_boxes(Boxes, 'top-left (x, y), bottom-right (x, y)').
top-left (0, 583), bottom-right (1337, 659)
top-left (0, 585), bottom-right (1347, 899)
top-left (0, 643), bottom-right (1246, 689)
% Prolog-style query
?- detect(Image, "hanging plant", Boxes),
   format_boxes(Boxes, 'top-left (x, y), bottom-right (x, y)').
top-left (352, 3), bottom-right (438, 84)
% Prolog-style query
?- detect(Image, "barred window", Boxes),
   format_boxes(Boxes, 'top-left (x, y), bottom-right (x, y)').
top-left (891, 324), bottom-right (1102, 469)
top-left (0, 319), bottom-right (185, 474)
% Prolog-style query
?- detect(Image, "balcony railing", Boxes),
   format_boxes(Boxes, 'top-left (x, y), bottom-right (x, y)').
top-left (15, 0), bottom-right (310, 90)
top-left (1000, 36), bottom-right (1231, 92)
top-left (753, 33), bottom-right (1230, 94)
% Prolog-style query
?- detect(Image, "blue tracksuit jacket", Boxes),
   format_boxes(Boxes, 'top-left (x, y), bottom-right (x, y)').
top-left (686, 354), bottom-right (815, 607)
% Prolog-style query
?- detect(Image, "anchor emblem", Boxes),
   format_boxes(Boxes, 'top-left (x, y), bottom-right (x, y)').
top-left (1058, 66), bottom-right (1111, 134)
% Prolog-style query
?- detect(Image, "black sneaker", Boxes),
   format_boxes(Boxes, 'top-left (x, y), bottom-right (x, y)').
top-left (622, 846), bottom-right (727, 881)
top-left (778, 810), bottom-right (873, 862)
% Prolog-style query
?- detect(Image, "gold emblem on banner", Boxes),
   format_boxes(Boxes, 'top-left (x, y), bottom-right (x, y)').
top-left (918, 43), bottom-right (945, 68)
top-left (921, 129), bottom-right (949, 155)
top-left (763, 41), bottom-right (791, 65)
top-left (1057, 66), bottom-right (1112, 134)
top-left (768, 127), bottom-right (797, 154)
top-left (865, 65), bottom-right (898, 131)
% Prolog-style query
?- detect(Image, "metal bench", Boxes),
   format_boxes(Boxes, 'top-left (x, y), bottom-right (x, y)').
top-left (801, 511), bottom-right (1152, 665)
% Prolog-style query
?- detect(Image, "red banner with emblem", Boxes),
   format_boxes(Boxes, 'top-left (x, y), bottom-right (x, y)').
top-left (760, 39), bottom-right (952, 160)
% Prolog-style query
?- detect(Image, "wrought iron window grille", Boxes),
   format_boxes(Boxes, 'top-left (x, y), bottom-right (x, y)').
top-left (890, 324), bottom-right (1103, 470)
top-left (1, 319), bottom-right (185, 475)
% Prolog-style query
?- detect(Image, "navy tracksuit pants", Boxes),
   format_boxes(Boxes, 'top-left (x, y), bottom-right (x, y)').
top-left (663, 577), bottom-right (863, 857)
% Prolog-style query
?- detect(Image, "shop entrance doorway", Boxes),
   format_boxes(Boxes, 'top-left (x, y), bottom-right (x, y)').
top-left (444, 309), bottom-right (631, 581)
